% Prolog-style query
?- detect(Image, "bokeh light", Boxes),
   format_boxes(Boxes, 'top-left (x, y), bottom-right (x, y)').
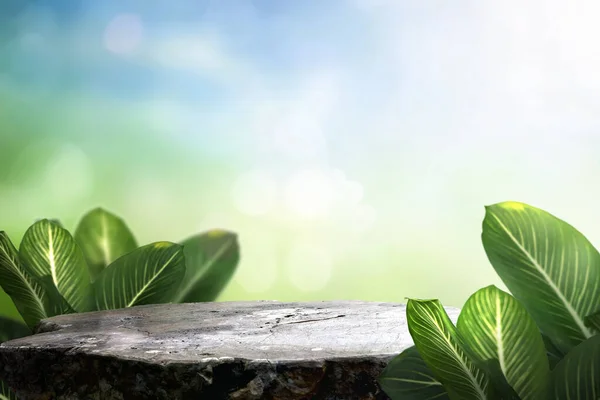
top-left (231, 170), bottom-right (278, 216)
top-left (284, 169), bottom-right (335, 218)
top-left (3, 1), bottom-right (600, 322)
top-left (286, 240), bottom-right (333, 292)
top-left (43, 144), bottom-right (94, 206)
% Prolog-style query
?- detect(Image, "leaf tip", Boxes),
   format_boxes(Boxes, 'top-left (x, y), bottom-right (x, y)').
top-left (481, 283), bottom-right (498, 291)
top-left (206, 229), bottom-right (233, 239)
top-left (153, 241), bottom-right (173, 249)
top-left (501, 201), bottom-right (527, 211)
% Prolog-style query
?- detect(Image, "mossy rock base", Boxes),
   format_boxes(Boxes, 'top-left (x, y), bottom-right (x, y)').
top-left (0, 301), bottom-right (459, 400)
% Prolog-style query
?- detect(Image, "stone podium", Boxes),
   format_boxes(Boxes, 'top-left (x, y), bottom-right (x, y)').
top-left (0, 301), bottom-right (460, 399)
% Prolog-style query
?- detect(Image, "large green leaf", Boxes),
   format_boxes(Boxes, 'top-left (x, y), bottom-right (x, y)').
top-left (74, 208), bottom-right (137, 281)
top-left (378, 345), bottom-right (450, 400)
top-left (19, 219), bottom-right (93, 313)
top-left (541, 334), bottom-right (565, 370)
top-left (0, 232), bottom-right (48, 329)
top-left (36, 275), bottom-right (77, 317)
top-left (94, 242), bottom-right (186, 310)
top-left (406, 299), bottom-right (492, 400)
top-left (482, 201), bottom-right (600, 354)
top-left (583, 309), bottom-right (600, 333)
top-left (551, 334), bottom-right (600, 399)
top-left (0, 316), bottom-right (31, 343)
top-left (0, 380), bottom-right (17, 400)
top-left (171, 230), bottom-right (239, 303)
top-left (457, 285), bottom-right (550, 400)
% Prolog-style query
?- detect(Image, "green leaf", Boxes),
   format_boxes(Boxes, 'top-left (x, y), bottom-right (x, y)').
top-left (0, 380), bottom-right (17, 400)
top-left (541, 334), bottom-right (565, 370)
top-left (35, 218), bottom-right (62, 228)
top-left (0, 316), bottom-right (31, 343)
top-left (171, 230), bottom-right (239, 303)
top-left (406, 299), bottom-right (492, 400)
top-left (19, 220), bottom-right (93, 313)
top-left (584, 309), bottom-right (600, 332)
top-left (74, 208), bottom-right (137, 281)
top-left (551, 334), bottom-right (600, 399)
top-left (0, 232), bottom-right (48, 329)
top-left (93, 242), bottom-right (186, 310)
top-left (457, 285), bottom-right (550, 400)
top-left (378, 345), bottom-right (450, 400)
top-left (474, 359), bottom-right (521, 400)
top-left (36, 275), bottom-right (77, 317)
top-left (482, 201), bottom-right (600, 354)
top-left (0, 231), bottom-right (74, 327)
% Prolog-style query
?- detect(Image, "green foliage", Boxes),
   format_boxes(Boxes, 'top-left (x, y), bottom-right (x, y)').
top-left (0, 207), bottom-right (240, 398)
top-left (406, 299), bottom-right (491, 400)
top-left (94, 242), bottom-right (185, 310)
top-left (551, 334), bottom-right (600, 399)
top-left (20, 220), bottom-right (94, 313)
top-left (74, 208), bottom-right (138, 282)
top-left (0, 380), bottom-right (17, 400)
top-left (457, 285), bottom-right (550, 399)
top-left (583, 309), bottom-right (600, 332)
top-left (172, 230), bottom-right (239, 303)
top-left (0, 233), bottom-right (48, 330)
top-left (381, 201), bottom-right (600, 400)
top-left (482, 202), bottom-right (600, 353)
top-left (0, 316), bottom-right (30, 343)
top-left (378, 346), bottom-right (449, 400)
top-left (540, 334), bottom-right (565, 370)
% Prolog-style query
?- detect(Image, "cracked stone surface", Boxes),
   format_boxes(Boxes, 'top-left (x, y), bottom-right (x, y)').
top-left (0, 301), bottom-right (460, 400)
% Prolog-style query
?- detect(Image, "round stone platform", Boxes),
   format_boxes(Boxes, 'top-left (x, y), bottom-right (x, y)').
top-left (0, 300), bottom-right (459, 400)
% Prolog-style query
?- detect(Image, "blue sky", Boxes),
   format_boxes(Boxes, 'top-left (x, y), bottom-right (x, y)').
top-left (3, 0), bottom-right (600, 305)
top-left (5, 0), bottom-right (600, 207)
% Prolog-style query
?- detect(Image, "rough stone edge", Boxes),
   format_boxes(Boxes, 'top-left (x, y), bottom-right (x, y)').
top-left (1, 346), bottom-right (396, 400)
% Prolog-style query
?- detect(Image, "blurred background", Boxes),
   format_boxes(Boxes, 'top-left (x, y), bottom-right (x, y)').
top-left (2, 0), bottom-right (600, 322)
